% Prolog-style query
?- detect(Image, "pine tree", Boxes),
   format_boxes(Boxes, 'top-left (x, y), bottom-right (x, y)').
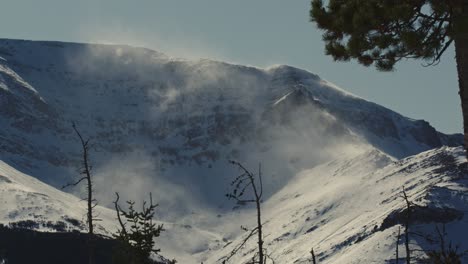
top-left (310, 0), bottom-right (468, 155)
top-left (113, 193), bottom-right (174, 264)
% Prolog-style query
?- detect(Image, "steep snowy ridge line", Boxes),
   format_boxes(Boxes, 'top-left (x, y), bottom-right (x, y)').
top-left (205, 147), bottom-right (468, 263)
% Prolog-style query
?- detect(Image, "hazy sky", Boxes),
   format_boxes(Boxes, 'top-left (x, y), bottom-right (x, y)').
top-left (0, 0), bottom-right (461, 133)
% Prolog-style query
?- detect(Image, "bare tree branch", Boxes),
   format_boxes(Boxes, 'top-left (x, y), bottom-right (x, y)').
top-left (63, 122), bottom-right (97, 264)
top-left (224, 161), bottom-right (268, 264)
top-left (61, 176), bottom-right (87, 189)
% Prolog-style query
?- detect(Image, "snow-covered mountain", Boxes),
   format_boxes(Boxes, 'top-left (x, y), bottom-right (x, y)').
top-left (206, 146), bottom-right (468, 263)
top-left (0, 39), bottom-right (466, 263)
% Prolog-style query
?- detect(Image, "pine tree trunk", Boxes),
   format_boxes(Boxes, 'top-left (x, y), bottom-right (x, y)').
top-left (455, 1), bottom-right (468, 158)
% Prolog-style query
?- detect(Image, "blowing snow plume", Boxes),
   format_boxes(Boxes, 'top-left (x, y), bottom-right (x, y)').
top-left (0, 39), bottom-right (461, 219)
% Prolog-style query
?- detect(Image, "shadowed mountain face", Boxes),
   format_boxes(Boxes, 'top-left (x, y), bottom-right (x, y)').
top-left (0, 39), bottom-right (462, 212)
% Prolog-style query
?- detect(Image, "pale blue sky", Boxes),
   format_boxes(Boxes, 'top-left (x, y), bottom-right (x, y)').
top-left (0, 0), bottom-right (461, 133)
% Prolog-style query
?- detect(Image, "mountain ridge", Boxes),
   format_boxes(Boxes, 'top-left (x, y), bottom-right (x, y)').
top-left (0, 36), bottom-right (462, 216)
top-left (0, 38), bottom-right (466, 263)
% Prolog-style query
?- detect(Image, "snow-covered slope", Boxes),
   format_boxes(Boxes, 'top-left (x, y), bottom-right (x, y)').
top-left (0, 39), bottom-right (466, 263)
top-left (206, 147), bottom-right (468, 264)
top-left (0, 160), bottom-right (224, 263)
top-left (0, 159), bottom-right (117, 234)
top-left (0, 146), bottom-right (466, 263)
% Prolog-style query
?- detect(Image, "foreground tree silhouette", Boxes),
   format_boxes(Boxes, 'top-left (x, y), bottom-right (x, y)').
top-left (426, 224), bottom-right (463, 264)
top-left (395, 226), bottom-right (401, 264)
top-left (310, 248), bottom-right (317, 264)
top-left (400, 188), bottom-right (412, 264)
top-left (222, 161), bottom-right (272, 264)
top-left (62, 122), bottom-right (98, 264)
top-left (113, 192), bottom-right (175, 264)
top-left (310, 1), bottom-right (468, 154)
top-left (396, 188), bottom-right (466, 263)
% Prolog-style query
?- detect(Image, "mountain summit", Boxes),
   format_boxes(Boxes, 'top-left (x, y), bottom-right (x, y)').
top-left (0, 39), bottom-right (460, 175)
